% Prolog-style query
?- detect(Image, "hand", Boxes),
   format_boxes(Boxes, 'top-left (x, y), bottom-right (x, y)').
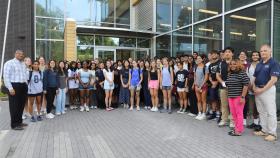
top-left (160, 85), bottom-right (162, 90)
top-left (222, 81), bottom-right (226, 88)
top-left (43, 90), bottom-right (47, 94)
top-left (56, 90), bottom-right (59, 94)
top-left (65, 88), bottom-right (68, 93)
top-left (240, 97), bottom-right (245, 104)
top-left (254, 88), bottom-right (264, 95)
top-left (9, 89), bottom-right (15, 96)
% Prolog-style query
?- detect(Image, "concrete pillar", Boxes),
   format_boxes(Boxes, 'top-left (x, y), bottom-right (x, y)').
top-left (64, 18), bottom-right (77, 61)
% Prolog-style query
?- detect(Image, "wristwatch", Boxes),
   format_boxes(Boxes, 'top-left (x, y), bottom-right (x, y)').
top-left (241, 96), bottom-right (245, 99)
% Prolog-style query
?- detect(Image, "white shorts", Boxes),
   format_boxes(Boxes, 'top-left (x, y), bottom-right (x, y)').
top-left (177, 87), bottom-right (186, 92)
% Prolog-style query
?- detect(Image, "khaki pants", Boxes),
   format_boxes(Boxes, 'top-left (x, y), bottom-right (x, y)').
top-left (220, 89), bottom-right (232, 123)
top-left (255, 86), bottom-right (277, 136)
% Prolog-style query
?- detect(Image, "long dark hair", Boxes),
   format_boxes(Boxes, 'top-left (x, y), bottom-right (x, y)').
top-left (105, 60), bottom-right (114, 72)
top-left (69, 61), bottom-right (77, 71)
top-left (48, 60), bottom-right (57, 71)
top-left (57, 61), bottom-right (67, 76)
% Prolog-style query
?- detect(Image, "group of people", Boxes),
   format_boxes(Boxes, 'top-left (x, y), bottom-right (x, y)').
top-left (3, 44), bottom-right (279, 142)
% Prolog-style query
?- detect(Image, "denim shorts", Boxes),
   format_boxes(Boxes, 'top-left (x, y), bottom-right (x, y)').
top-left (130, 85), bottom-right (141, 91)
top-left (162, 86), bottom-right (171, 90)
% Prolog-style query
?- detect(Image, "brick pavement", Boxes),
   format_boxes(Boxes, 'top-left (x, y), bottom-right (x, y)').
top-left (0, 101), bottom-right (279, 158)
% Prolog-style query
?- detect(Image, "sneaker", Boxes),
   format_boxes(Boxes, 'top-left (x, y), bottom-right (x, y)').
top-left (168, 109), bottom-right (172, 114)
top-left (70, 105), bottom-right (74, 110)
top-left (254, 125), bottom-right (262, 132)
top-left (154, 107), bottom-right (159, 112)
top-left (80, 106), bottom-right (85, 112)
top-left (177, 108), bottom-right (183, 114)
top-left (151, 107), bottom-right (155, 112)
top-left (181, 109), bottom-right (186, 114)
top-left (137, 106), bottom-right (140, 111)
top-left (160, 108), bottom-right (168, 113)
top-left (197, 113), bottom-right (206, 120)
top-left (37, 116), bottom-right (43, 121)
top-left (62, 111), bottom-right (66, 115)
top-left (49, 113), bottom-right (55, 118)
top-left (56, 112), bottom-right (61, 116)
top-left (247, 123), bottom-right (257, 129)
top-left (188, 113), bottom-right (196, 117)
top-left (264, 135), bottom-right (277, 142)
top-left (254, 131), bottom-right (267, 136)
top-left (147, 106), bottom-right (151, 110)
top-left (144, 106), bottom-right (148, 110)
top-left (22, 114), bottom-right (27, 120)
top-left (195, 113), bottom-right (202, 120)
top-left (109, 107), bottom-right (114, 110)
top-left (46, 113), bottom-right (54, 119)
top-left (207, 113), bottom-right (216, 120)
top-left (218, 121), bottom-right (228, 127)
top-left (90, 106), bottom-right (94, 109)
top-left (85, 106), bottom-right (90, 112)
top-left (94, 106), bottom-right (97, 109)
top-left (30, 116), bottom-right (36, 122)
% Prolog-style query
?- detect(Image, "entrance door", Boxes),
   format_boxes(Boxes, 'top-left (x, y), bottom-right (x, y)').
top-left (135, 49), bottom-right (149, 60)
top-left (95, 49), bottom-right (116, 61)
top-left (116, 49), bottom-right (134, 61)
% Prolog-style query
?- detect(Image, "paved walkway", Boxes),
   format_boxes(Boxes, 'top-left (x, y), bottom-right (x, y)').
top-left (0, 101), bottom-right (279, 158)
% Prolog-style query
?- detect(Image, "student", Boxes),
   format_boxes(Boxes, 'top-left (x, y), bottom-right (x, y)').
top-left (119, 60), bottom-right (130, 109)
top-left (38, 56), bottom-right (47, 114)
top-left (95, 62), bottom-right (106, 109)
top-left (27, 60), bottom-right (43, 122)
top-left (246, 51), bottom-right (261, 131)
top-left (160, 57), bottom-right (174, 114)
top-left (89, 63), bottom-right (97, 109)
top-left (129, 60), bottom-right (143, 111)
top-left (68, 61), bottom-right (79, 110)
top-left (142, 61), bottom-right (152, 110)
top-left (193, 55), bottom-right (209, 120)
top-left (187, 55), bottom-right (198, 116)
top-left (43, 60), bottom-right (58, 119)
top-left (23, 57), bottom-right (32, 120)
top-left (175, 62), bottom-right (188, 114)
top-left (149, 60), bottom-right (160, 112)
top-left (78, 61), bottom-right (92, 112)
top-left (56, 61), bottom-right (68, 115)
top-left (226, 59), bottom-right (249, 136)
top-left (103, 60), bottom-right (115, 111)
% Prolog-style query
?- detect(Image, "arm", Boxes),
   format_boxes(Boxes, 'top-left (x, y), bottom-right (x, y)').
top-left (3, 62), bottom-right (13, 91)
top-left (43, 70), bottom-right (48, 92)
top-left (201, 73), bottom-right (209, 88)
top-left (170, 68), bottom-right (174, 85)
top-left (254, 76), bottom-right (278, 95)
top-left (128, 69), bottom-right (131, 87)
top-left (111, 70), bottom-right (114, 84)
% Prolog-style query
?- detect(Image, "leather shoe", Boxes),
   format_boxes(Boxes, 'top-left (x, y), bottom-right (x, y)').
top-left (12, 126), bottom-right (24, 130)
top-left (20, 123), bottom-right (28, 127)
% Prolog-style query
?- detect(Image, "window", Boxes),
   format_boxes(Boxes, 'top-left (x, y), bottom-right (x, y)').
top-left (225, 2), bottom-right (271, 54)
top-left (137, 38), bottom-right (151, 48)
top-left (172, 27), bottom-right (192, 57)
top-left (77, 35), bottom-right (94, 45)
top-left (173, 0), bottom-right (192, 29)
top-left (36, 0), bottom-right (64, 18)
top-left (194, 17), bottom-right (222, 54)
top-left (116, 0), bottom-right (130, 28)
top-left (194, 0), bottom-right (222, 22)
top-left (156, 34), bottom-right (171, 57)
top-left (157, 0), bottom-right (172, 32)
top-left (77, 46), bottom-right (94, 61)
top-left (36, 40), bottom-right (64, 61)
top-left (36, 18), bottom-right (64, 39)
top-left (225, 0), bottom-right (261, 11)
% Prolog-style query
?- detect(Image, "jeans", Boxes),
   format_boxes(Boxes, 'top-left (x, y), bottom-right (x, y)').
top-left (228, 96), bottom-right (245, 134)
top-left (46, 87), bottom-right (57, 114)
top-left (56, 88), bottom-right (66, 113)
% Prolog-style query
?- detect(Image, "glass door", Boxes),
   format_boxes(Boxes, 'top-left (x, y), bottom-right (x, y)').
top-left (116, 49), bottom-right (134, 60)
top-left (135, 49), bottom-right (150, 60)
top-left (95, 48), bottom-right (116, 61)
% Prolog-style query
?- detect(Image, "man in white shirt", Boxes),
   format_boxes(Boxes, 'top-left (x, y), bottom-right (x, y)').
top-left (3, 50), bottom-right (28, 130)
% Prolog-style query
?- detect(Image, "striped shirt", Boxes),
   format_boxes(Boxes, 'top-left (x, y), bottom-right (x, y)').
top-left (3, 58), bottom-right (28, 90)
top-left (225, 71), bottom-right (249, 98)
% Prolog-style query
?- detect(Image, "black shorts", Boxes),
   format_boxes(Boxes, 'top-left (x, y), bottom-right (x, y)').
top-left (28, 92), bottom-right (43, 97)
top-left (208, 87), bottom-right (219, 101)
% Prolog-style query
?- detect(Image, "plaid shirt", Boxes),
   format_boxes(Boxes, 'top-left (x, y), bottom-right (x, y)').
top-left (3, 58), bottom-right (27, 90)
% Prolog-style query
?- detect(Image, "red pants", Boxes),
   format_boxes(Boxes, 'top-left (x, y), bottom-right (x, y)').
top-left (228, 96), bottom-right (245, 134)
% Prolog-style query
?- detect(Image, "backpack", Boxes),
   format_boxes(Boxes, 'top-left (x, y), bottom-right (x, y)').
top-left (194, 65), bottom-right (206, 75)
top-left (162, 66), bottom-right (171, 73)
top-left (28, 70), bottom-right (42, 84)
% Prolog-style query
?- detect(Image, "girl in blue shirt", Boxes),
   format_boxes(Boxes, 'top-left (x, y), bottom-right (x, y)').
top-left (129, 60), bottom-right (143, 111)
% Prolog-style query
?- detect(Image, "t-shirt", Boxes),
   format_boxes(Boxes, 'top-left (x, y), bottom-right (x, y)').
top-left (176, 70), bottom-right (189, 88)
top-left (254, 58), bottom-right (280, 87)
top-left (162, 67), bottom-right (172, 86)
top-left (57, 74), bottom-right (67, 89)
top-left (28, 71), bottom-right (43, 94)
top-left (130, 68), bottom-right (142, 86)
top-left (79, 69), bottom-right (91, 83)
top-left (68, 69), bottom-right (79, 89)
top-left (226, 71), bottom-right (249, 98)
top-left (217, 60), bottom-right (229, 88)
top-left (208, 60), bottom-right (220, 81)
top-left (121, 68), bottom-right (129, 84)
top-left (95, 69), bottom-right (105, 83)
top-left (194, 66), bottom-right (209, 88)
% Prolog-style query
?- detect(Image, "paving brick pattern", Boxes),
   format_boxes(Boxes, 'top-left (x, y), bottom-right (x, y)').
top-left (0, 101), bottom-right (279, 158)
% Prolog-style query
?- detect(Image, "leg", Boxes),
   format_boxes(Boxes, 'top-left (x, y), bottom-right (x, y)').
top-left (105, 90), bottom-right (109, 108)
top-left (28, 97), bottom-right (35, 116)
top-left (201, 90), bottom-right (208, 113)
top-left (56, 89), bottom-right (62, 114)
top-left (178, 92), bottom-right (183, 109)
top-left (109, 90), bottom-right (113, 108)
top-left (167, 89), bottom-right (172, 110)
top-left (220, 89), bottom-right (229, 123)
top-left (136, 90), bottom-right (140, 108)
top-left (130, 89), bottom-right (135, 109)
top-left (80, 90), bottom-right (85, 106)
top-left (234, 97), bottom-right (245, 134)
top-left (35, 95), bottom-right (42, 114)
top-left (162, 90), bottom-right (168, 109)
top-left (195, 87), bottom-right (202, 113)
top-left (61, 89), bottom-right (66, 112)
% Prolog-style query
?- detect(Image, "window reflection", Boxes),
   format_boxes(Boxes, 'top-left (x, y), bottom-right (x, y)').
top-left (156, 34), bottom-right (171, 57)
top-left (36, 40), bottom-right (64, 61)
top-left (194, 0), bottom-right (222, 22)
top-left (173, 0), bottom-right (192, 29)
top-left (194, 17), bottom-right (222, 54)
top-left (157, 0), bottom-right (171, 32)
top-left (225, 2), bottom-right (271, 54)
top-left (36, 0), bottom-right (64, 18)
top-left (173, 27), bottom-right (192, 57)
top-left (36, 18), bottom-right (64, 39)
top-left (225, 0), bottom-right (261, 11)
